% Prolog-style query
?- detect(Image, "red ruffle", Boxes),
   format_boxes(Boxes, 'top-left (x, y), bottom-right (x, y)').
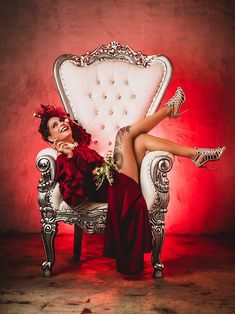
top-left (55, 145), bottom-right (105, 206)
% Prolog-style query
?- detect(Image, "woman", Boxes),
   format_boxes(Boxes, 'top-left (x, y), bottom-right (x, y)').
top-left (34, 87), bottom-right (225, 274)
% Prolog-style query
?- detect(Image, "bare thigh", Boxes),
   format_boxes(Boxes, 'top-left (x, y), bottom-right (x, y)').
top-left (113, 126), bottom-right (139, 184)
top-left (133, 133), bottom-right (173, 167)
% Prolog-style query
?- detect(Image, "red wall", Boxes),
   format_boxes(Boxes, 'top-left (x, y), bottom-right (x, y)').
top-left (0, 0), bottom-right (234, 234)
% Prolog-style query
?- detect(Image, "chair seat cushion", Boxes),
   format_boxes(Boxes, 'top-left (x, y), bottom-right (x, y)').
top-left (57, 200), bottom-right (108, 214)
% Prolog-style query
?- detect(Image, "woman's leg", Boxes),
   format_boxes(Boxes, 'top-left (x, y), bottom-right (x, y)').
top-left (112, 102), bottom-right (184, 183)
top-left (113, 126), bottom-right (139, 182)
top-left (129, 106), bottom-right (171, 137)
top-left (127, 85), bottom-right (186, 137)
top-left (133, 134), bottom-right (196, 168)
top-left (113, 126), bottom-right (196, 184)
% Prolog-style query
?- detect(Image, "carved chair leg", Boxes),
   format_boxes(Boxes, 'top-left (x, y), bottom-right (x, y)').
top-left (150, 195), bottom-right (168, 278)
top-left (150, 157), bottom-right (172, 278)
top-left (41, 221), bottom-right (58, 277)
top-left (73, 224), bottom-right (83, 262)
top-left (150, 212), bottom-right (166, 278)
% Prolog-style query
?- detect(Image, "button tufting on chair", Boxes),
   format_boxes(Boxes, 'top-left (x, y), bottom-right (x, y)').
top-left (111, 80), bottom-right (115, 84)
top-left (125, 80), bottom-right (129, 85)
top-left (97, 80), bottom-right (100, 85)
top-left (118, 95), bottom-right (122, 99)
top-left (108, 141), bottom-right (112, 146)
top-left (103, 95), bottom-right (107, 99)
top-left (109, 110), bottom-right (114, 115)
top-left (89, 94), bottom-right (92, 98)
top-left (93, 140), bottom-right (98, 145)
top-left (94, 109), bottom-right (99, 115)
top-left (101, 125), bottom-right (105, 129)
top-left (131, 94), bottom-right (136, 99)
top-left (124, 110), bottom-right (128, 115)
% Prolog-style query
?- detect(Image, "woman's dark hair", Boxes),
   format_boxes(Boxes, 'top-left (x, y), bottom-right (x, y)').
top-left (38, 115), bottom-right (55, 142)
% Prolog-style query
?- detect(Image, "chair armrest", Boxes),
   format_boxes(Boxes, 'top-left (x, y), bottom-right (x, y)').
top-left (140, 151), bottom-right (174, 210)
top-left (37, 147), bottom-right (58, 160)
top-left (36, 148), bottom-right (58, 208)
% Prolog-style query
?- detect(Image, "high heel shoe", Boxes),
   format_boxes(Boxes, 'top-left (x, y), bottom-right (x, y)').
top-left (165, 87), bottom-right (187, 118)
top-left (192, 147), bottom-right (225, 170)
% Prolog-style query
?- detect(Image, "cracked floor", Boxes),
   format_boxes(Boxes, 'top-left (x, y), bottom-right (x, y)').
top-left (0, 233), bottom-right (235, 313)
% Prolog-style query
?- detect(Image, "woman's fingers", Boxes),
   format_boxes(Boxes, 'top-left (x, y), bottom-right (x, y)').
top-left (55, 141), bottom-right (74, 157)
top-left (57, 141), bottom-right (75, 150)
top-left (51, 138), bottom-right (75, 158)
top-left (57, 142), bottom-right (68, 151)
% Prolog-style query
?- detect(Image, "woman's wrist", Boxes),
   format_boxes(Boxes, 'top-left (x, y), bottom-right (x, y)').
top-left (67, 152), bottom-right (73, 159)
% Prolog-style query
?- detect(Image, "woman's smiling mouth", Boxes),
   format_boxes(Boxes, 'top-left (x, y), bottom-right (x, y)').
top-left (60, 125), bottom-right (69, 133)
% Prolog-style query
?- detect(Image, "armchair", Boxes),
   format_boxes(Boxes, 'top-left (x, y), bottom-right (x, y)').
top-left (36, 41), bottom-right (174, 278)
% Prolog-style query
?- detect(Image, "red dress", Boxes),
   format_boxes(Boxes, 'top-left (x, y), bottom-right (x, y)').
top-left (55, 125), bottom-right (152, 274)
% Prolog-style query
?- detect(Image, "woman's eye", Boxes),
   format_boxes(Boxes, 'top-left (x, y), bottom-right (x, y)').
top-left (52, 123), bottom-right (57, 128)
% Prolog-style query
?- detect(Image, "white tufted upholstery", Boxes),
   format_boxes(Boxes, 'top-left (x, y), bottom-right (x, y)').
top-left (56, 59), bottom-right (170, 156)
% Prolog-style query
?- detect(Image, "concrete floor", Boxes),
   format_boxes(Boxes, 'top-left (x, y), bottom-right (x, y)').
top-left (0, 233), bottom-right (235, 314)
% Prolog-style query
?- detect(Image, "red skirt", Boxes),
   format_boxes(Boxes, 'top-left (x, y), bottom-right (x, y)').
top-left (103, 172), bottom-right (152, 274)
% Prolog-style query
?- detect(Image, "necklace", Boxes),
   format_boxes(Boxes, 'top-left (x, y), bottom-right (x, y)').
top-left (67, 142), bottom-right (78, 149)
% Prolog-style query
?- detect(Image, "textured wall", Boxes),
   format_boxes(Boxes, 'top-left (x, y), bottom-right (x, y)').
top-left (0, 0), bottom-right (234, 234)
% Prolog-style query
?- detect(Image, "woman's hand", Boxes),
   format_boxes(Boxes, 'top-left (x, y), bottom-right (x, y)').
top-left (53, 139), bottom-right (75, 158)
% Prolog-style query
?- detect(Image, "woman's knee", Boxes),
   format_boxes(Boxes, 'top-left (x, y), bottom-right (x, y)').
top-left (133, 133), bottom-right (147, 149)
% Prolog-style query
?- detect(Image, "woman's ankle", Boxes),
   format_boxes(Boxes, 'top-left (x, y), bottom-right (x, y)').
top-left (163, 106), bottom-right (171, 116)
top-left (190, 148), bottom-right (197, 160)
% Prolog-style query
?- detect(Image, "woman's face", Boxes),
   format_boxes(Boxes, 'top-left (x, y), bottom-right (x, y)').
top-left (47, 116), bottom-right (72, 143)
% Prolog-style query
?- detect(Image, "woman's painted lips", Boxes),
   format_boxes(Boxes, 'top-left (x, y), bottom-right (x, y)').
top-left (60, 125), bottom-right (69, 133)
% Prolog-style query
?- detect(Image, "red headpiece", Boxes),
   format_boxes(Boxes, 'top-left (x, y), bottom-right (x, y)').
top-left (33, 104), bottom-right (68, 120)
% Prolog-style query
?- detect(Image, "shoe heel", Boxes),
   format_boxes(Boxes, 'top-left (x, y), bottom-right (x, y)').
top-left (178, 108), bottom-right (189, 117)
top-left (193, 146), bottom-right (225, 170)
top-left (202, 165), bottom-right (217, 171)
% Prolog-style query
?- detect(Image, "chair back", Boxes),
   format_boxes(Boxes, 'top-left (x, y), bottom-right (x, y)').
top-left (54, 41), bottom-right (172, 155)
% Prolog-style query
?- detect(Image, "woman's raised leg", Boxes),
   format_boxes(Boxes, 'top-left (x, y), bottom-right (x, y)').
top-left (112, 88), bottom-right (187, 182)
top-left (133, 134), bottom-right (225, 171)
top-left (133, 134), bottom-right (196, 168)
top-left (113, 127), bottom-right (197, 184)
top-left (129, 107), bottom-right (171, 137)
top-left (129, 86), bottom-right (186, 137)
top-left (112, 106), bottom-right (173, 182)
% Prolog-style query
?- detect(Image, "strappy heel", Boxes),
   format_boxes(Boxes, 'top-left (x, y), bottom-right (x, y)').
top-left (192, 147), bottom-right (225, 170)
top-left (165, 87), bottom-right (188, 118)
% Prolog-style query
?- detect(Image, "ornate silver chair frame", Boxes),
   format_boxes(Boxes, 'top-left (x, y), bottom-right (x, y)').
top-left (36, 41), bottom-right (174, 278)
